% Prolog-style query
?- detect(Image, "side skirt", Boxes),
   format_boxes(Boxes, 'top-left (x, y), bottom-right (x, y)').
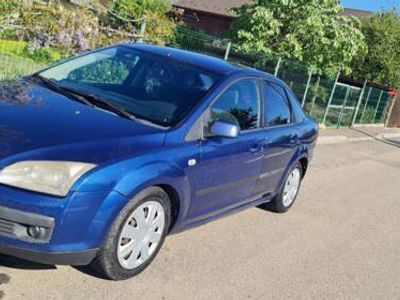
top-left (171, 193), bottom-right (273, 234)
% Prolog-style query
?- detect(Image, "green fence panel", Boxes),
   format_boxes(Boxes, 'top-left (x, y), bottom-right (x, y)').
top-left (302, 75), bottom-right (335, 124)
top-left (374, 92), bottom-right (391, 124)
top-left (337, 85), bottom-right (362, 128)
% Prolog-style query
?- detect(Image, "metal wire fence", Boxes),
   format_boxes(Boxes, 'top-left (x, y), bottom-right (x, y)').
top-left (0, 24), bottom-right (395, 127)
top-left (172, 26), bottom-right (395, 128)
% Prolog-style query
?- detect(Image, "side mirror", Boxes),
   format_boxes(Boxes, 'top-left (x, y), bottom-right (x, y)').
top-left (210, 120), bottom-right (240, 138)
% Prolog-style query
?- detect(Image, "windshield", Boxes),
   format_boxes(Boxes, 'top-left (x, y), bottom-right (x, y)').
top-left (39, 46), bottom-right (222, 127)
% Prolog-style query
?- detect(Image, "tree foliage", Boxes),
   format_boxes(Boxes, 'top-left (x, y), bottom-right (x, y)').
top-left (229, 0), bottom-right (367, 76)
top-left (351, 11), bottom-right (400, 89)
top-left (109, 0), bottom-right (176, 44)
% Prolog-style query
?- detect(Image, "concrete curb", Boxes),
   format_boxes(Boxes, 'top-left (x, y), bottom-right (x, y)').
top-left (318, 133), bottom-right (400, 145)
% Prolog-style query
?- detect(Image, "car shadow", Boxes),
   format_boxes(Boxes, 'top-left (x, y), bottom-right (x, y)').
top-left (72, 265), bottom-right (109, 280)
top-left (0, 254), bottom-right (56, 270)
top-left (350, 128), bottom-right (400, 148)
top-left (0, 254), bottom-right (110, 280)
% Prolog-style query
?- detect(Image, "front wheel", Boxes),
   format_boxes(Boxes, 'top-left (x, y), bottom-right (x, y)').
top-left (90, 187), bottom-right (171, 280)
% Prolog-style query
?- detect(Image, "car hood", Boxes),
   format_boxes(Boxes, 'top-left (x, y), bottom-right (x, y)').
top-left (0, 79), bottom-right (166, 166)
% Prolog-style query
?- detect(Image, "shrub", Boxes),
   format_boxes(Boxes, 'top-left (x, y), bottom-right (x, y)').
top-left (108, 0), bottom-right (176, 44)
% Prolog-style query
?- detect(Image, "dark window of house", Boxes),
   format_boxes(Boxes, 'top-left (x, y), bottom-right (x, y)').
top-left (264, 82), bottom-right (291, 126)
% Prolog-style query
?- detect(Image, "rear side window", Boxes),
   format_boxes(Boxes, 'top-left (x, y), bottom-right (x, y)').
top-left (287, 90), bottom-right (306, 123)
top-left (264, 82), bottom-right (291, 126)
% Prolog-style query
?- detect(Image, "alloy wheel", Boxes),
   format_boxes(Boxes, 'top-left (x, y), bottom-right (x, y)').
top-left (282, 168), bottom-right (301, 207)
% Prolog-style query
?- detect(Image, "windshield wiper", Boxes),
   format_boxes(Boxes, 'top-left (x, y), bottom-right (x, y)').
top-left (33, 74), bottom-right (135, 121)
top-left (74, 92), bottom-right (136, 121)
top-left (32, 74), bottom-right (93, 107)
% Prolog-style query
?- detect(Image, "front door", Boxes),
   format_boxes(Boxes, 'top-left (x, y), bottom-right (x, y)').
top-left (188, 79), bottom-right (265, 220)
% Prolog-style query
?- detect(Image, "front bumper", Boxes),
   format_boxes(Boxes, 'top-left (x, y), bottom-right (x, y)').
top-left (0, 185), bottom-right (128, 265)
top-left (0, 204), bottom-right (97, 265)
top-left (0, 206), bottom-right (55, 243)
top-left (0, 243), bottom-right (97, 265)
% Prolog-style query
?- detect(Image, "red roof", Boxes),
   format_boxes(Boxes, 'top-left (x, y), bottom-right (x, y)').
top-left (173, 0), bottom-right (374, 18)
top-left (174, 0), bottom-right (251, 17)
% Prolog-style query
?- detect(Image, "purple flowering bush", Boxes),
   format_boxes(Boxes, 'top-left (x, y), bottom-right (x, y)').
top-left (0, 0), bottom-right (172, 64)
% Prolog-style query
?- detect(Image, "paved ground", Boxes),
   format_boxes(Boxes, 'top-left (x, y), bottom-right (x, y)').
top-left (1, 136), bottom-right (400, 299)
top-left (320, 126), bottom-right (400, 138)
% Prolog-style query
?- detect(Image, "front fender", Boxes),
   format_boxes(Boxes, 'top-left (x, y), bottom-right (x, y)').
top-left (114, 161), bottom-right (192, 233)
top-left (76, 155), bottom-right (194, 231)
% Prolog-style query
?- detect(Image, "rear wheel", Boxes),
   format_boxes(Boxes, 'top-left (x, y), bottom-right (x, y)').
top-left (261, 163), bottom-right (302, 213)
top-left (91, 187), bottom-right (171, 280)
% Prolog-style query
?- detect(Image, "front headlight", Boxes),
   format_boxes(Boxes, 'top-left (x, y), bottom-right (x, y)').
top-left (0, 161), bottom-right (96, 197)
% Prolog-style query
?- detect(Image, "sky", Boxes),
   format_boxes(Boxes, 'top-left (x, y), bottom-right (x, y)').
top-left (342, 0), bottom-right (399, 12)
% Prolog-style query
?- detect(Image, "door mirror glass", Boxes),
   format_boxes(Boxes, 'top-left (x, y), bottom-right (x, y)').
top-left (210, 120), bottom-right (240, 138)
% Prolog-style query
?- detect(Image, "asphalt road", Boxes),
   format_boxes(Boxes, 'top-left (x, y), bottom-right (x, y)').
top-left (1, 138), bottom-right (400, 299)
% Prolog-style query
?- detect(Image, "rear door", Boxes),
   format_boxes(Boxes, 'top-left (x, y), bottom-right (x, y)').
top-left (254, 81), bottom-right (300, 196)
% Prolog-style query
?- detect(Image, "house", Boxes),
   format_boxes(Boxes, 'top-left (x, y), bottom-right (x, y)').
top-left (173, 0), bottom-right (374, 36)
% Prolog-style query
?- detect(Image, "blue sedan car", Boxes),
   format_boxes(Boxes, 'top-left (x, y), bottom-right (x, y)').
top-left (0, 44), bottom-right (318, 280)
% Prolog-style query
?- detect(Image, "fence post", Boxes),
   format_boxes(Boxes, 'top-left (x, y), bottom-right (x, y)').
top-left (224, 42), bottom-right (232, 61)
top-left (138, 17), bottom-right (147, 43)
top-left (360, 87), bottom-right (372, 124)
top-left (322, 70), bottom-right (340, 126)
top-left (372, 90), bottom-right (384, 123)
top-left (274, 58), bottom-right (282, 77)
top-left (337, 87), bottom-right (351, 128)
top-left (301, 68), bottom-right (313, 108)
top-left (351, 80), bottom-right (367, 127)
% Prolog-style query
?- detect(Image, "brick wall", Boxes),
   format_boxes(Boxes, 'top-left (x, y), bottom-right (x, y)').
top-left (182, 9), bottom-right (234, 36)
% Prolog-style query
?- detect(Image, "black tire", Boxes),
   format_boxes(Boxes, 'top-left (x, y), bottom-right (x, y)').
top-left (260, 163), bottom-right (303, 213)
top-left (90, 186), bottom-right (171, 280)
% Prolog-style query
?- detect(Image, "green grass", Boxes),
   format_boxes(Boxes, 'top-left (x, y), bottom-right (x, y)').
top-left (0, 52), bottom-right (45, 81)
top-left (0, 39), bottom-right (62, 62)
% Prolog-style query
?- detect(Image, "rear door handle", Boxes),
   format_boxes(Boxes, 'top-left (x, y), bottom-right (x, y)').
top-left (250, 139), bottom-right (269, 154)
top-left (290, 134), bottom-right (299, 144)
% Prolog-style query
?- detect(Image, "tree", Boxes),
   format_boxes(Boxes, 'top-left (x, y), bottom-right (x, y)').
top-left (229, 0), bottom-right (367, 76)
top-left (109, 0), bottom-right (176, 44)
top-left (351, 11), bottom-right (400, 89)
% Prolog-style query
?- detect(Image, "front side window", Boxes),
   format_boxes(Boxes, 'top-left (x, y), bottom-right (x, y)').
top-left (209, 79), bottom-right (260, 131)
top-left (38, 46), bottom-right (221, 127)
top-left (264, 82), bottom-right (291, 126)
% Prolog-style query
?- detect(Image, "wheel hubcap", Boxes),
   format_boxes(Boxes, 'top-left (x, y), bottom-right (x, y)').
top-left (117, 201), bottom-right (165, 270)
top-left (282, 168), bottom-right (301, 207)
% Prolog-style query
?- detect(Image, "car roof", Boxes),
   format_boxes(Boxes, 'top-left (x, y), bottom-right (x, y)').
top-left (125, 44), bottom-right (282, 83)
top-left (125, 44), bottom-right (238, 75)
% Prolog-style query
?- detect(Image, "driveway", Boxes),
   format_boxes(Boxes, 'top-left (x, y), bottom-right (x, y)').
top-left (1, 138), bottom-right (400, 299)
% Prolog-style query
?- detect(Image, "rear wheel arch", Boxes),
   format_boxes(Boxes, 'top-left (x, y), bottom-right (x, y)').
top-left (299, 157), bottom-right (308, 178)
